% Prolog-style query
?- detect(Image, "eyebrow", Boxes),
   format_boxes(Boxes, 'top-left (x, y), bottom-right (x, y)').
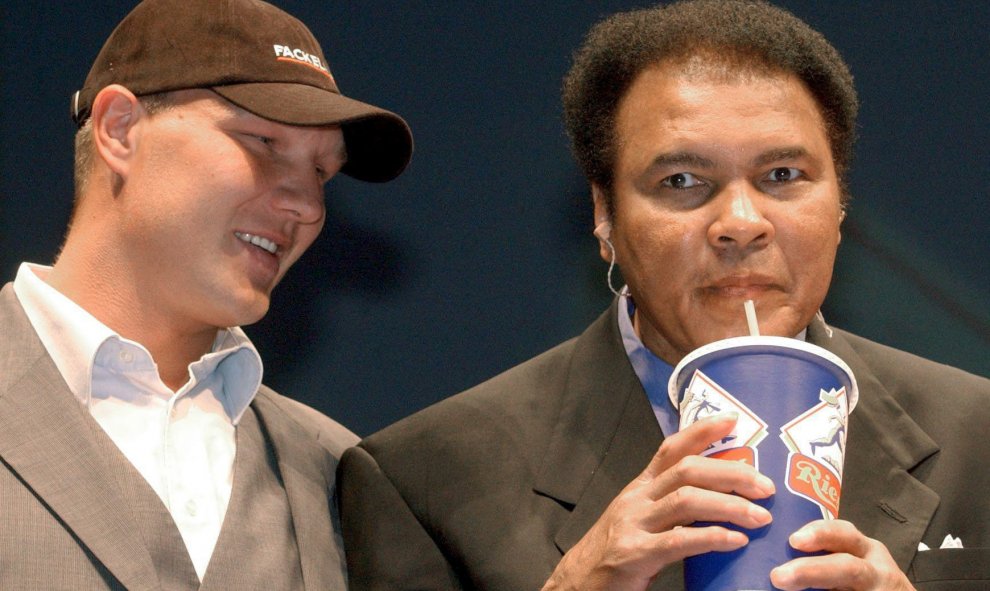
top-left (752, 147), bottom-right (811, 168)
top-left (647, 151), bottom-right (717, 171)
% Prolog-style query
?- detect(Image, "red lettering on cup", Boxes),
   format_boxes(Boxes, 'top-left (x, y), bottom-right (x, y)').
top-left (786, 453), bottom-right (841, 519)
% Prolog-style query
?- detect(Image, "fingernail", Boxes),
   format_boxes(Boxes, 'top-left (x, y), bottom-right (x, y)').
top-left (756, 474), bottom-right (776, 496)
top-left (770, 565), bottom-right (793, 587)
top-left (726, 530), bottom-right (748, 548)
top-left (749, 503), bottom-right (772, 524)
top-left (790, 528), bottom-right (811, 547)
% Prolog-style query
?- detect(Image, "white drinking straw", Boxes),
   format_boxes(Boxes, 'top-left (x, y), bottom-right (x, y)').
top-left (744, 299), bottom-right (760, 336)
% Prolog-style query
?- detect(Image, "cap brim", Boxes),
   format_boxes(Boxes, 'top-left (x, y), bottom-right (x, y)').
top-left (213, 83), bottom-right (412, 183)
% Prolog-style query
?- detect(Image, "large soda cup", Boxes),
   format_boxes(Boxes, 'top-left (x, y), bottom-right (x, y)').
top-left (668, 336), bottom-right (858, 591)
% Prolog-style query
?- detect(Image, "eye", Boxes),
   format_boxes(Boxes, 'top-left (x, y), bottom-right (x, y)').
top-left (661, 172), bottom-right (705, 189)
top-left (766, 167), bottom-right (801, 182)
top-left (238, 132), bottom-right (274, 148)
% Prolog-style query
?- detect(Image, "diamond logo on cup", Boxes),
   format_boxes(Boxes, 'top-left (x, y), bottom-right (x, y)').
top-left (779, 387), bottom-right (851, 519)
top-left (779, 388), bottom-right (850, 475)
top-left (681, 369), bottom-right (769, 468)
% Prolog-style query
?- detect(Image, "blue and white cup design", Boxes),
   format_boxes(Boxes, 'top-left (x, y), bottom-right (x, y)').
top-left (668, 336), bottom-right (858, 591)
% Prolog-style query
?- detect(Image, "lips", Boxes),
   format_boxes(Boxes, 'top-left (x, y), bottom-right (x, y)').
top-left (234, 231), bottom-right (279, 255)
top-left (704, 274), bottom-right (780, 298)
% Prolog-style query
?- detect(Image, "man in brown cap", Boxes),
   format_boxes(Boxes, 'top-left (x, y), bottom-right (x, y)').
top-left (0, 0), bottom-right (411, 588)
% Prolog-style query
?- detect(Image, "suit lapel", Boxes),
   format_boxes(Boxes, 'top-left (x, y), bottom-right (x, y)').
top-left (533, 304), bottom-right (664, 553)
top-left (252, 391), bottom-right (343, 589)
top-left (809, 319), bottom-right (940, 569)
top-left (0, 285), bottom-right (161, 591)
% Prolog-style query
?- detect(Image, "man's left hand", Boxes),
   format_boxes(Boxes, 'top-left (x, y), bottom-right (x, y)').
top-left (769, 519), bottom-right (916, 591)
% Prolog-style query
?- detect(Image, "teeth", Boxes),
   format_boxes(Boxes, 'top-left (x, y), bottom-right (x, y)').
top-left (235, 232), bottom-right (278, 255)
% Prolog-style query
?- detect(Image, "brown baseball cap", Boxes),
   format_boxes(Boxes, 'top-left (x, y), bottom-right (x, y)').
top-left (71, 0), bottom-right (412, 182)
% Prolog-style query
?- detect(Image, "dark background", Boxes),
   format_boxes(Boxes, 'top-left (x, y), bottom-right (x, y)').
top-left (2, 2), bottom-right (987, 437)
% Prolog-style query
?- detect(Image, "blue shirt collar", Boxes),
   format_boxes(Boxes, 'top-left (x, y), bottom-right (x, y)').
top-left (616, 293), bottom-right (680, 437)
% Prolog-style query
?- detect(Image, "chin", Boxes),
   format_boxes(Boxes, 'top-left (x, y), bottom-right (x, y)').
top-left (704, 322), bottom-right (753, 343)
top-left (240, 304), bottom-right (271, 327)
top-left (754, 308), bottom-right (810, 339)
top-left (218, 298), bottom-right (271, 329)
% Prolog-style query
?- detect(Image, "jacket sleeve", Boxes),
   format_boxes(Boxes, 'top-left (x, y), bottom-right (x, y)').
top-left (338, 445), bottom-right (463, 591)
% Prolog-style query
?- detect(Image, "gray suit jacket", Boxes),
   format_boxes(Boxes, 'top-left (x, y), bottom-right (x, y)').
top-left (340, 303), bottom-right (990, 590)
top-left (0, 283), bottom-right (358, 589)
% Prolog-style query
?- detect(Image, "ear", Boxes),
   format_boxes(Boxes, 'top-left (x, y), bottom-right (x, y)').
top-left (90, 84), bottom-right (144, 181)
top-left (590, 184), bottom-right (612, 263)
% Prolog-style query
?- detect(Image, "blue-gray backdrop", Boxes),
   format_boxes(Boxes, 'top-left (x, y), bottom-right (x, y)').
top-left (2, 1), bottom-right (987, 436)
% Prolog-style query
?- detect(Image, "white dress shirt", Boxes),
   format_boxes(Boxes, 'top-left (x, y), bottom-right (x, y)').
top-left (13, 263), bottom-right (263, 580)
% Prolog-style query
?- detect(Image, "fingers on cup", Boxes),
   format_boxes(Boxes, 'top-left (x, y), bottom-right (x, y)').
top-left (789, 519), bottom-right (870, 556)
top-left (646, 413), bottom-right (739, 476)
top-left (651, 454), bottom-right (775, 502)
top-left (648, 523), bottom-right (750, 563)
top-left (770, 551), bottom-right (873, 591)
top-left (647, 485), bottom-right (773, 533)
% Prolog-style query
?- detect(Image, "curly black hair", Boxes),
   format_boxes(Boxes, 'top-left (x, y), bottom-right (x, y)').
top-left (562, 0), bottom-right (859, 209)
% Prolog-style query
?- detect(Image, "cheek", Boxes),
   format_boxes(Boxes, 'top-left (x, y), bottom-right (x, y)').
top-left (779, 205), bottom-right (841, 284)
top-left (141, 145), bottom-right (229, 204)
top-left (617, 217), bottom-right (700, 276)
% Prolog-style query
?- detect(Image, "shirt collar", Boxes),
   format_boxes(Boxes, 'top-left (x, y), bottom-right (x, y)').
top-left (13, 262), bottom-right (262, 423)
top-left (616, 293), bottom-right (680, 437)
top-left (203, 326), bottom-right (263, 424)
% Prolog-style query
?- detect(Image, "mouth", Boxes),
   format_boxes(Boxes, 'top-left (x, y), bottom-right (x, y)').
top-left (704, 275), bottom-right (780, 298)
top-left (234, 231), bottom-right (279, 255)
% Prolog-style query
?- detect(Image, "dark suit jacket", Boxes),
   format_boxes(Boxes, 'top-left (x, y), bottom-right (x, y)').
top-left (340, 303), bottom-right (990, 590)
top-left (0, 283), bottom-right (358, 589)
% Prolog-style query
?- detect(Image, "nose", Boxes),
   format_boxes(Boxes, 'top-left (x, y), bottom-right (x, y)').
top-left (272, 163), bottom-right (325, 225)
top-left (707, 182), bottom-right (774, 251)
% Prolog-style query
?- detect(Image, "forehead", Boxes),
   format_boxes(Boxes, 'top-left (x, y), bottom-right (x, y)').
top-left (614, 60), bottom-right (831, 156)
top-left (156, 89), bottom-right (282, 126)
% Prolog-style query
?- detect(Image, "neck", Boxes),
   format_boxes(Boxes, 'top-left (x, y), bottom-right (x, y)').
top-left (139, 327), bottom-right (218, 392)
top-left (50, 227), bottom-right (217, 393)
top-left (632, 310), bottom-right (683, 367)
